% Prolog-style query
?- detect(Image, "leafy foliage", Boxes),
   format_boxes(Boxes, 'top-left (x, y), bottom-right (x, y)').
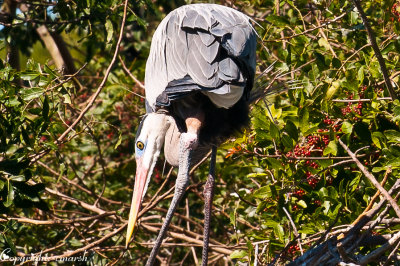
top-left (0, 0), bottom-right (400, 265)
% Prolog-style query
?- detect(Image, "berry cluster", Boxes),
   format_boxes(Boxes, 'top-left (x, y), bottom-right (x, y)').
top-left (341, 87), bottom-right (367, 118)
top-left (306, 171), bottom-right (319, 188)
top-left (287, 244), bottom-right (300, 255)
top-left (393, 2), bottom-right (400, 21)
top-left (313, 200), bottom-right (321, 206)
top-left (294, 189), bottom-right (305, 198)
top-left (342, 102), bottom-right (363, 116)
top-left (308, 177), bottom-right (319, 188)
top-left (376, 87), bottom-right (384, 96)
top-left (107, 131), bottom-right (114, 140)
top-left (286, 134), bottom-right (324, 165)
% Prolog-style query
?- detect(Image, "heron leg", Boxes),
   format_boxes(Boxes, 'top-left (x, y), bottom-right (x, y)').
top-left (202, 145), bottom-right (217, 266)
top-left (146, 125), bottom-right (200, 265)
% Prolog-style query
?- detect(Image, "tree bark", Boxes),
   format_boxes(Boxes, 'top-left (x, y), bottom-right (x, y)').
top-left (1, 0), bottom-right (20, 71)
top-left (19, 3), bottom-right (76, 75)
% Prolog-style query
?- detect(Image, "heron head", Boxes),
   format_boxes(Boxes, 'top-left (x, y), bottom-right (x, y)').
top-left (126, 112), bottom-right (170, 247)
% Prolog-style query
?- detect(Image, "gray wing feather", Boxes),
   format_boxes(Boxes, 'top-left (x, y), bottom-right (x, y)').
top-left (145, 4), bottom-right (257, 111)
top-left (199, 40), bottom-right (219, 64)
top-left (165, 13), bottom-right (188, 81)
top-left (187, 34), bottom-right (219, 86)
top-left (198, 30), bottom-right (216, 47)
top-left (218, 57), bottom-right (241, 81)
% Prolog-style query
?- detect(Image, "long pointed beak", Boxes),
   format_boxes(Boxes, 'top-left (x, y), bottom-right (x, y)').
top-left (126, 164), bottom-right (148, 247)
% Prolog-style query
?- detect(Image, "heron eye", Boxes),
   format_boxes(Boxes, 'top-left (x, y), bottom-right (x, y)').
top-left (136, 141), bottom-right (144, 150)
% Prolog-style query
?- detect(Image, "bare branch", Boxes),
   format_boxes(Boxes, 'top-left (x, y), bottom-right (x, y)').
top-left (55, 0), bottom-right (130, 143)
top-left (352, 0), bottom-right (397, 100)
top-left (339, 139), bottom-right (400, 219)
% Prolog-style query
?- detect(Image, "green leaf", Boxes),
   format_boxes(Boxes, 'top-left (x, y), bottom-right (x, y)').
top-left (58, 163), bottom-right (66, 183)
top-left (299, 225), bottom-right (317, 234)
top-left (9, 175), bottom-right (25, 182)
top-left (230, 250), bottom-right (248, 259)
top-left (265, 15), bottom-right (290, 27)
top-left (267, 157), bottom-right (283, 170)
top-left (21, 127), bottom-right (32, 147)
top-left (299, 108), bottom-right (309, 133)
top-left (44, 64), bottom-right (58, 79)
top-left (372, 166), bottom-right (387, 173)
top-left (4, 183), bottom-right (14, 207)
top-left (297, 200), bottom-right (307, 208)
top-left (269, 122), bottom-right (280, 139)
top-left (341, 121), bottom-right (353, 134)
top-left (326, 80), bottom-right (340, 100)
top-left (348, 174), bottom-right (361, 192)
top-left (393, 106), bottom-right (400, 119)
top-left (114, 133), bottom-right (122, 149)
top-left (229, 209), bottom-right (236, 228)
top-left (371, 132), bottom-right (386, 149)
top-left (69, 238), bottom-right (83, 247)
top-left (318, 38), bottom-right (331, 51)
top-left (322, 200), bottom-right (331, 215)
top-left (63, 94), bottom-right (71, 104)
top-left (281, 133), bottom-right (294, 149)
top-left (384, 130), bottom-right (400, 143)
top-left (20, 71), bottom-right (40, 81)
top-left (319, 187), bottom-right (329, 198)
top-left (285, 120), bottom-right (298, 140)
top-left (274, 223), bottom-right (285, 241)
top-left (21, 87), bottom-right (44, 101)
top-left (323, 141), bottom-right (338, 156)
top-left (357, 66), bottom-right (365, 84)
top-left (253, 185), bottom-right (277, 199)
top-left (105, 19), bottom-right (114, 43)
top-left (315, 52), bottom-right (327, 70)
top-left (350, 11), bottom-right (359, 25)
top-left (4, 235), bottom-right (16, 255)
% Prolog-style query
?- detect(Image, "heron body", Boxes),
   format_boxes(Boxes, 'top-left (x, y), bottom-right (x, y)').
top-left (126, 4), bottom-right (256, 265)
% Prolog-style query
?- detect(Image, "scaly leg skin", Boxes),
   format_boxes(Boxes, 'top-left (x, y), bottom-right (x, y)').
top-left (146, 120), bottom-right (200, 266)
top-left (202, 146), bottom-right (217, 266)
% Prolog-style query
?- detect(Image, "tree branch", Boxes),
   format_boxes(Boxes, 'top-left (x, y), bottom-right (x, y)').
top-left (338, 139), bottom-right (400, 219)
top-left (55, 0), bottom-right (129, 143)
top-left (352, 0), bottom-right (397, 100)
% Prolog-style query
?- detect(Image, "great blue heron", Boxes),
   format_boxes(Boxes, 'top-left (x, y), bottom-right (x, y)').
top-left (126, 4), bottom-right (256, 265)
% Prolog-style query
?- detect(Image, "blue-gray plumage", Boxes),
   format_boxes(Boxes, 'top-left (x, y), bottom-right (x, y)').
top-left (145, 3), bottom-right (256, 110)
top-left (126, 4), bottom-right (257, 265)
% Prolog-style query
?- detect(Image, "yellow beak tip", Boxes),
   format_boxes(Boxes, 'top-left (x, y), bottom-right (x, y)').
top-left (126, 227), bottom-right (134, 247)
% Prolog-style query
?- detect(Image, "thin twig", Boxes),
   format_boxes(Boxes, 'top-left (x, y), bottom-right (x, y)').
top-left (1, 212), bottom-right (115, 225)
top-left (358, 230), bottom-right (400, 264)
top-left (264, 12), bottom-right (347, 42)
top-left (339, 139), bottom-right (400, 219)
top-left (27, 180), bottom-right (107, 215)
top-left (118, 55), bottom-right (145, 91)
top-left (283, 207), bottom-right (303, 255)
top-left (141, 223), bottom-right (233, 256)
top-left (55, 0), bottom-right (130, 143)
top-left (35, 224), bottom-right (125, 262)
top-left (352, 0), bottom-right (397, 100)
top-left (332, 97), bottom-right (392, 102)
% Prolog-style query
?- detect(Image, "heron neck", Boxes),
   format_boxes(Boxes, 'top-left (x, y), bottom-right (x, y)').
top-left (164, 118), bottom-right (181, 167)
